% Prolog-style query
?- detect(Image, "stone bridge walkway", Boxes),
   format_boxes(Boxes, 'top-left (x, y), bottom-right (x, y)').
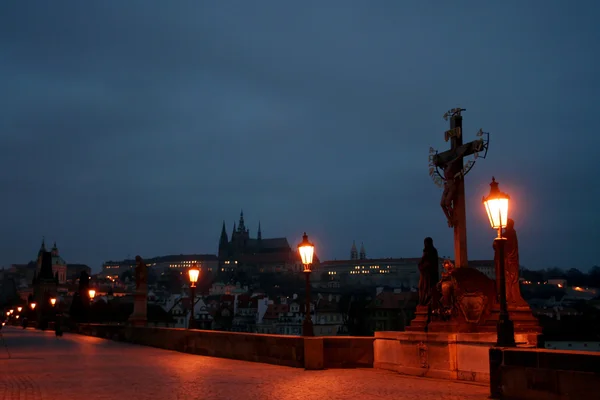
top-left (0, 327), bottom-right (489, 399)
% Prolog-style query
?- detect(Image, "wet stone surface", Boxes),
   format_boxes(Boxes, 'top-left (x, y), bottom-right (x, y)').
top-left (0, 327), bottom-right (489, 400)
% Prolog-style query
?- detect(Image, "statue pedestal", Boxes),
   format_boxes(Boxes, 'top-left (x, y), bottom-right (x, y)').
top-left (128, 287), bottom-right (147, 327)
top-left (373, 331), bottom-right (536, 383)
top-left (405, 306), bottom-right (429, 332)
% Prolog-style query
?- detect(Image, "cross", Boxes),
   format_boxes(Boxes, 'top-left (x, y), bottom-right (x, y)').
top-left (432, 108), bottom-right (486, 268)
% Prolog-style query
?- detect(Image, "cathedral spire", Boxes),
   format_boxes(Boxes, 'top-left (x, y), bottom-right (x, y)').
top-left (40, 237), bottom-right (46, 252)
top-left (350, 241), bottom-right (358, 260)
top-left (238, 209), bottom-right (246, 232)
top-left (359, 242), bottom-right (366, 260)
top-left (51, 241), bottom-right (59, 256)
top-left (257, 221), bottom-right (262, 240)
top-left (220, 221), bottom-right (228, 244)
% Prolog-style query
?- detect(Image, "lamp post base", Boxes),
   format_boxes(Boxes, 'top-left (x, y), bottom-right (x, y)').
top-left (302, 318), bottom-right (314, 337)
top-left (496, 313), bottom-right (516, 347)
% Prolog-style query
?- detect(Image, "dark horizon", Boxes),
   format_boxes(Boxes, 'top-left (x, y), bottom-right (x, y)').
top-left (1, 1), bottom-right (598, 273)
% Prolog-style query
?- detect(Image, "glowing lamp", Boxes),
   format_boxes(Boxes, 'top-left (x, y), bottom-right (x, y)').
top-left (5, 312), bottom-right (9, 316)
top-left (30, 302), bottom-right (36, 310)
top-left (188, 265), bottom-right (200, 288)
top-left (298, 232), bottom-right (315, 272)
top-left (483, 177), bottom-right (510, 235)
top-left (88, 289), bottom-right (96, 299)
top-left (50, 298), bottom-right (57, 306)
top-left (15, 315), bottom-right (19, 319)
top-left (17, 307), bottom-right (22, 312)
top-left (9, 309), bottom-right (13, 314)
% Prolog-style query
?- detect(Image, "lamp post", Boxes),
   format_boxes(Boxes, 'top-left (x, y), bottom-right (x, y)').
top-left (88, 289), bottom-right (96, 301)
top-left (298, 232), bottom-right (315, 337)
top-left (188, 264), bottom-right (200, 329)
top-left (483, 177), bottom-right (516, 347)
top-left (50, 298), bottom-right (57, 307)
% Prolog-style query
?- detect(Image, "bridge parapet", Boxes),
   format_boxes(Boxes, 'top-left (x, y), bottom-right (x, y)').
top-left (76, 324), bottom-right (373, 370)
top-left (489, 347), bottom-right (600, 400)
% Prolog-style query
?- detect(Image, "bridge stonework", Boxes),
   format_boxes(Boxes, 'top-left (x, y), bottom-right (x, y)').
top-left (75, 323), bottom-right (374, 370)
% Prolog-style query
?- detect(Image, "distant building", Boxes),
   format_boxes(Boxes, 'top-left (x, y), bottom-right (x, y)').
top-left (217, 211), bottom-right (310, 274)
top-left (469, 260), bottom-right (495, 280)
top-left (66, 264), bottom-right (92, 281)
top-left (320, 242), bottom-right (430, 288)
top-left (10, 239), bottom-right (69, 285)
top-left (101, 254), bottom-right (218, 279)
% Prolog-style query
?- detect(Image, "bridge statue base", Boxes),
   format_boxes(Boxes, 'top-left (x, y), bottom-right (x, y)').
top-left (373, 331), bottom-right (536, 383)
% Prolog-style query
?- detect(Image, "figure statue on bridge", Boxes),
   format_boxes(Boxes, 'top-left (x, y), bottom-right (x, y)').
top-left (439, 146), bottom-right (469, 228)
top-left (494, 218), bottom-right (528, 307)
top-left (417, 237), bottom-right (440, 307)
top-left (134, 256), bottom-right (148, 290)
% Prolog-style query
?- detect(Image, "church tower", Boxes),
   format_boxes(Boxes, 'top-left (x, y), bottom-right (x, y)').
top-left (36, 237), bottom-right (47, 270)
top-left (350, 241), bottom-right (358, 260)
top-left (359, 242), bottom-right (366, 260)
top-left (218, 221), bottom-right (229, 258)
top-left (257, 221), bottom-right (262, 240)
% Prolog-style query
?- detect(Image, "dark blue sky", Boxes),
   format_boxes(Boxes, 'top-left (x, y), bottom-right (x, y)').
top-left (1, 1), bottom-right (598, 272)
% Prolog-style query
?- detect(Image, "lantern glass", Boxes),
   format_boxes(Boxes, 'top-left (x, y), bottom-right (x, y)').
top-left (482, 177), bottom-right (510, 230)
top-left (188, 266), bottom-right (200, 285)
top-left (17, 306), bottom-right (22, 312)
top-left (88, 289), bottom-right (96, 299)
top-left (50, 298), bottom-right (57, 306)
top-left (30, 303), bottom-right (36, 310)
top-left (298, 232), bottom-right (315, 267)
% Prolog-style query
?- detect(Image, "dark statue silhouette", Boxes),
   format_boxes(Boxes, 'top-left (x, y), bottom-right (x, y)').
top-left (494, 218), bottom-right (527, 307)
top-left (418, 237), bottom-right (439, 307)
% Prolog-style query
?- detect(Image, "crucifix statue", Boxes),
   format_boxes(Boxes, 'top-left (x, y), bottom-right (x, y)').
top-left (428, 108), bottom-right (489, 268)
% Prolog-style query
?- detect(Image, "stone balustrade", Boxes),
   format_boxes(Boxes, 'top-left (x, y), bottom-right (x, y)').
top-left (75, 324), bottom-right (374, 370)
top-left (489, 347), bottom-right (600, 400)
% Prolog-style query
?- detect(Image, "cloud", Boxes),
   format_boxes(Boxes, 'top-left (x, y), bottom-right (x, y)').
top-left (0, 1), bottom-right (598, 270)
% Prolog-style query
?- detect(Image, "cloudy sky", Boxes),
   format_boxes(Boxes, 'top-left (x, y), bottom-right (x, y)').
top-left (1, 1), bottom-right (598, 272)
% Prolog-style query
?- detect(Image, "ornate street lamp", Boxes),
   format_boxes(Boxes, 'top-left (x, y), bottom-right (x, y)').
top-left (30, 302), bottom-right (36, 310)
top-left (188, 264), bottom-right (200, 329)
top-left (88, 289), bottom-right (96, 300)
top-left (483, 177), bottom-right (515, 347)
top-left (50, 298), bottom-right (57, 307)
top-left (9, 309), bottom-right (13, 315)
top-left (17, 307), bottom-right (22, 313)
top-left (298, 232), bottom-right (315, 337)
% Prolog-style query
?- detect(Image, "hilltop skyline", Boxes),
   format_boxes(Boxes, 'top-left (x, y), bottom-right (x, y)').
top-left (1, 1), bottom-right (599, 272)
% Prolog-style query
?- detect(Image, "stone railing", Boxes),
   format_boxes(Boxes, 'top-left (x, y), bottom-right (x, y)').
top-left (75, 324), bottom-right (373, 370)
top-left (489, 347), bottom-right (600, 400)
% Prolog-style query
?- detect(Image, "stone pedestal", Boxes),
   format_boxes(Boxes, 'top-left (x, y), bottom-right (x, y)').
top-left (128, 286), bottom-right (147, 327)
top-left (405, 306), bottom-right (429, 332)
top-left (373, 331), bottom-right (536, 383)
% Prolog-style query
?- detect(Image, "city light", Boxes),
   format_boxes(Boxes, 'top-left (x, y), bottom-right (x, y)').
top-left (482, 177), bottom-right (510, 234)
top-left (188, 264), bottom-right (200, 288)
top-left (88, 289), bottom-right (96, 299)
top-left (50, 298), bottom-right (57, 306)
top-left (298, 232), bottom-right (315, 272)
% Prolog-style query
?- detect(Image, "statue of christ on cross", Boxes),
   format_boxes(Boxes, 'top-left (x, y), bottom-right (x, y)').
top-left (429, 108), bottom-right (489, 268)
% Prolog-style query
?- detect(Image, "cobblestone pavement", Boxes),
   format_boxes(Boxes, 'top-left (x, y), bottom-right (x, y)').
top-left (0, 327), bottom-right (489, 400)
